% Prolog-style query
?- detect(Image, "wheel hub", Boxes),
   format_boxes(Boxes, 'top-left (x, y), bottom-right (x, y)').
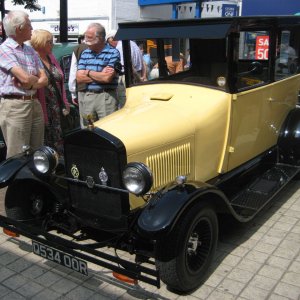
top-left (187, 233), bottom-right (201, 254)
top-left (31, 195), bottom-right (43, 215)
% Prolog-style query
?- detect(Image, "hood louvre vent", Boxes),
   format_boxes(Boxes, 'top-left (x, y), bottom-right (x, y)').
top-left (146, 143), bottom-right (191, 190)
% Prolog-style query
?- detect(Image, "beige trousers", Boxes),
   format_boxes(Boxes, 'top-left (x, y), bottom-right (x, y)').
top-left (79, 90), bottom-right (117, 128)
top-left (0, 98), bottom-right (44, 158)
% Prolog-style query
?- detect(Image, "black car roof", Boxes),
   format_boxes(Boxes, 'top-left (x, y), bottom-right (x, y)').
top-left (115, 16), bottom-right (300, 40)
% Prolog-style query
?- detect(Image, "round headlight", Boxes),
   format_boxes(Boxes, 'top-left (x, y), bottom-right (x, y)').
top-left (33, 146), bottom-right (58, 174)
top-left (122, 162), bottom-right (153, 196)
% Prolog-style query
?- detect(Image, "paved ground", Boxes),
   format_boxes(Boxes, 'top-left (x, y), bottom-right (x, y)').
top-left (0, 179), bottom-right (299, 300)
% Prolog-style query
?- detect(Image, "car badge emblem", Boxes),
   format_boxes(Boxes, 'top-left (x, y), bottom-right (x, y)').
top-left (99, 167), bottom-right (108, 185)
top-left (83, 114), bottom-right (95, 130)
top-left (86, 176), bottom-right (95, 188)
top-left (71, 164), bottom-right (79, 179)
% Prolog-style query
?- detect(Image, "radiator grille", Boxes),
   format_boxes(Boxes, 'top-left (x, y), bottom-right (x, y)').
top-left (146, 143), bottom-right (191, 189)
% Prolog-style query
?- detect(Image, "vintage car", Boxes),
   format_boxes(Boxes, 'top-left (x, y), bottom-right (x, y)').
top-left (0, 16), bottom-right (300, 293)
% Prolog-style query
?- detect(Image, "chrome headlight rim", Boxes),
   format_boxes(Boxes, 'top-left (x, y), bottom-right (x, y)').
top-left (122, 162), bottom-right (153, 196)
top-left (33, 146), bottom-right (58, 175)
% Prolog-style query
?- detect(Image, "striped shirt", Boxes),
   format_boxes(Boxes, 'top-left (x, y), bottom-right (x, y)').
top-left (0, 38), bottom-right (43, 96)
top-left (77, 43), bottom-right (120, 91)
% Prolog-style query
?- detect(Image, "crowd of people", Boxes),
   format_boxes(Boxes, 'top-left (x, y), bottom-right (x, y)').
top-left (0, 10), bottom-right (121, 158)
top-left (0, 9), bottom-right (186, 160)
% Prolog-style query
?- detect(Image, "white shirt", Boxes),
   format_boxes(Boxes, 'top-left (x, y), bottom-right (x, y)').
top-left (116, 40), bottom-right (144, 73)
top-left (68, 51), bottom-right (78, 100)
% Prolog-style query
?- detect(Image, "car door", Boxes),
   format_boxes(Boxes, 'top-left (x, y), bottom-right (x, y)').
top-left (226, 30), bottom-right (278, 171)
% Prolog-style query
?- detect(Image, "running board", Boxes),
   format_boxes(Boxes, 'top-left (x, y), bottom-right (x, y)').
top-left (229, 163), bottom-right (300, 220)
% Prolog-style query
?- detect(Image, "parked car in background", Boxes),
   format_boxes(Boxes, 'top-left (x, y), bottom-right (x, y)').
top-left (52, 42), bottom-right (80, 135)
top-left (0, 16), bottom-right (300, 294)
top-left (52, 42), bottom-right (77, 101)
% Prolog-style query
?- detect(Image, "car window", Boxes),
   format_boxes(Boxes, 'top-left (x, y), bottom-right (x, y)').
top-left (137, 37), bottom-right (227, 90)
top-left (139, 38), bottom-right (189, 79)
top-left (52, 43), bottom-right (76, 83)
top-left (237, 31), bottom-right (270, 90)
top-left (275, 30), bottom-right (299, 80)
top-left (60, 54), bottom-right (72, 83)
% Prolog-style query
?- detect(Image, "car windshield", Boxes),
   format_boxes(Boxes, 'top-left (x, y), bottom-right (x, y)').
top-left (128, 37), bottom-right (228, 90)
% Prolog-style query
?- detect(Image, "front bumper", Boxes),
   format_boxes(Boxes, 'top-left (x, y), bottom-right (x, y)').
top-left (0, 214), bottom-right (160, 288)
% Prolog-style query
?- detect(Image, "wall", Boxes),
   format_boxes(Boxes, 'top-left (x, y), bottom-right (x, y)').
top-left (4, 0), bottom-right (174, 38)
top-left (241, 0), bottom-right (300, 16)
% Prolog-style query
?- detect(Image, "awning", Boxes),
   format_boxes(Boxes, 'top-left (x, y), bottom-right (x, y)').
top-left (115, 23), bottom-right (232, 40)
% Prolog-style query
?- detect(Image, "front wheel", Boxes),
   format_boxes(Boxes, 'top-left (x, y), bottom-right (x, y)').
top-left (5, 181), bottom-right (52, 222)
top-left (155, 202), bottom-right (218, 293)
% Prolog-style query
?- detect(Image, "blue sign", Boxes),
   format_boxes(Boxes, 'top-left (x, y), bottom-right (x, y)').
top-left (222, 4), bottom-right (237, 17)
top-left (139, 0), bottom-right (197, 6)
top-left (242, 0), bottom-right (300, 16)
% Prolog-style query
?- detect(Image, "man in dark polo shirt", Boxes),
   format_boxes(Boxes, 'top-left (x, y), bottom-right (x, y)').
top-left (0, 10), bottom-right (48, 158)
top-left (76, 23), bottom-right (120, 127)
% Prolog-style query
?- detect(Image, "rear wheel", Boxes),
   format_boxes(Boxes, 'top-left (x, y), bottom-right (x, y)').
top-left (5, 181), bottom-right (52, 222)
top-left (156, 202), bottom-right (218, 293)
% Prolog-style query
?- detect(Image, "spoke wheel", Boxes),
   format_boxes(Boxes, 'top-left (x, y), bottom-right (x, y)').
top-left (156, 202), bottom-right (218, 293)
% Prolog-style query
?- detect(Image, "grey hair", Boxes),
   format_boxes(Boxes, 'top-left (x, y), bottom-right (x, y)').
top-left (3, 10), bottom-right (29, 36)
top-left (87, 23), bottom-right (106, 41)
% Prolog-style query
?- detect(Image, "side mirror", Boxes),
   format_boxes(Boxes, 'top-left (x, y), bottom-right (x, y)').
top-left (249, 61), bottom-right (263, 75)
top-left (239, 61), bottom-right (264, 77)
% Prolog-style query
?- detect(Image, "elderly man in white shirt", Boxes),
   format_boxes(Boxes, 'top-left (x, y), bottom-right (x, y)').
top-left (68, 39), bottom-right (88, 110)
top-left (106, 30), bottom-right (146, 108)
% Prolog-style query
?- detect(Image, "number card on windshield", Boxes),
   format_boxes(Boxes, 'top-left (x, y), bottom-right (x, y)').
top-left (255, 36), bottom-right (269, 60)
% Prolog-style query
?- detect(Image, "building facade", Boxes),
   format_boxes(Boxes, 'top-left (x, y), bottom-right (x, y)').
top-left (3, 0), bottom-right (300, 42)
top-left (4, 0), bottom-right (172, 41)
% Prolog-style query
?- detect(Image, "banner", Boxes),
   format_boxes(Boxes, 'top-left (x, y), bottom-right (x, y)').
top-left (222, 4), bottom-right (237, 17)
top-left (255, 36), bottom-right (269, 60)
top-left (49, 23), bottom-right (79, 35)
top-left (139, 0), bottom-right (193, 5)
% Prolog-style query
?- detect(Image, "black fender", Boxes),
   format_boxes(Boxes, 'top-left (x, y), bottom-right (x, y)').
top-left (278, 106), bottom-right (300, 165)
top-left (0, 127), bottom-right (6, 163)
top-left (0, 153), bottom-right (32, 188)
top-left (137, 182), bottom-right (229, 239)
top-left (0, 154), bottom-right (66, 203)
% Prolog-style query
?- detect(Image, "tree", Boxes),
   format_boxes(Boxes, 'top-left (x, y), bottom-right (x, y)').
top-left (10, 0), bottom-right (40, 11)
top-left (1, 0), bottom-right (41, 16)
top-left (1, 0), bottom-right (67, 42)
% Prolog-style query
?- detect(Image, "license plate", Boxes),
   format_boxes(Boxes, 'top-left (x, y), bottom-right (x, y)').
top-left (32, 241), bottom-right (88, 276)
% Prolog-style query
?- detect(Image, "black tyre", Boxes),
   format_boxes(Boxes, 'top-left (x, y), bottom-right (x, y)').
top-left (5, 181), bottom-right (51, 222)
top-left (155, 202), bottom-right (218, 293)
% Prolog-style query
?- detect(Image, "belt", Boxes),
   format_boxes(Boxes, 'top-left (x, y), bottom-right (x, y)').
top-left (85, 89), bottom-right (115, 93)
top-left (2, 94), bottom-right (37, 100)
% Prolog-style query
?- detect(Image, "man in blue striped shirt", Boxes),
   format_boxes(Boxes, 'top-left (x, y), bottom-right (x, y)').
top-left (76, 23), bottom-right (120, 127)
